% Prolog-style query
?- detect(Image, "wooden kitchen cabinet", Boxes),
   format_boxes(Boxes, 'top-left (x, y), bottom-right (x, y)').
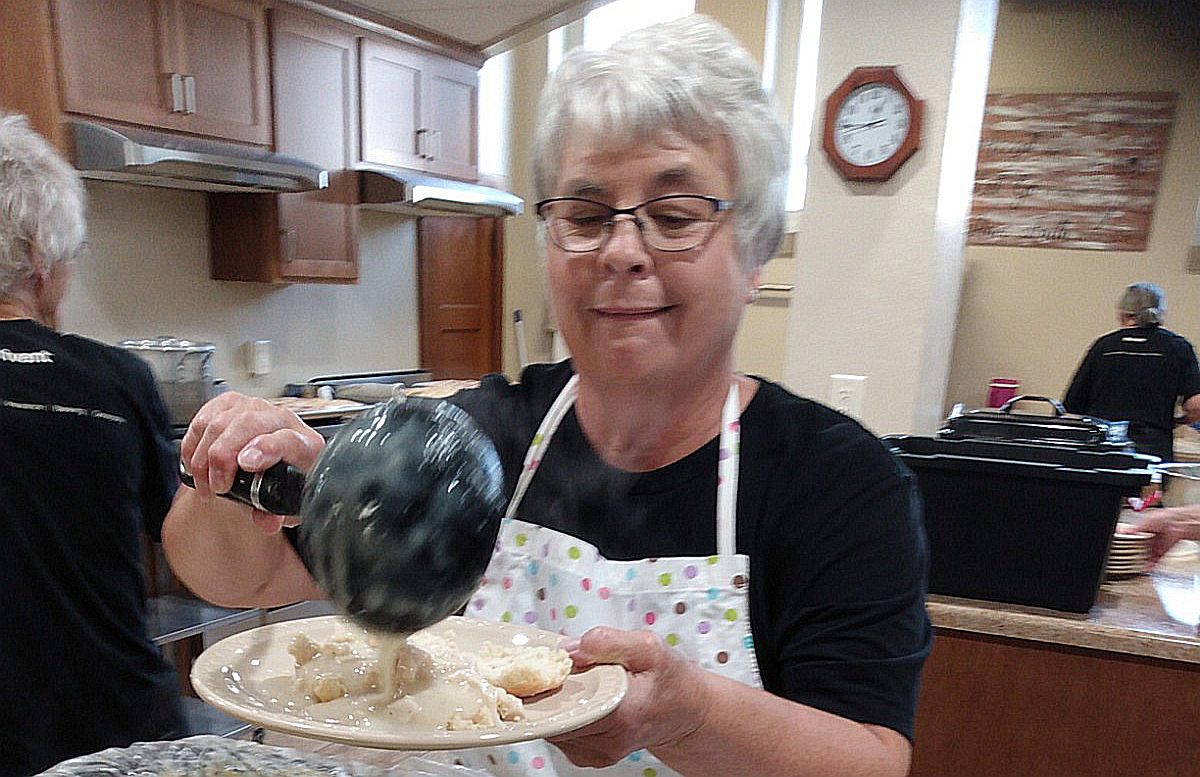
top-left (51, 0), bottom-right (271, 145)
top-left (360, 36), bottom-right (479, 181)
top-left (910, 630), bottom-right (1200, 777)
top-left (209, 5), bottom-right (359, 282)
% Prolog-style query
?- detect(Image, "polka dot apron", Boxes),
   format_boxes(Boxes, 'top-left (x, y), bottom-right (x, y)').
top-left (434, 375), bottom-right (761, 776)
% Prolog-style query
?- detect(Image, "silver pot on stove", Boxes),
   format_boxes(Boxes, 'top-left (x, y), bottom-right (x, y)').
top-left (119, 336), bottom-right (218, 426)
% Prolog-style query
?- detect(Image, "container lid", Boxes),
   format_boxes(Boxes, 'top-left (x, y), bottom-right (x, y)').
top-left (119, 336), bottom-right (215, 353)
top-left (939, 395), bottom-right (1129, 449)
top-left (883, 434), bottom-right (1157, 490)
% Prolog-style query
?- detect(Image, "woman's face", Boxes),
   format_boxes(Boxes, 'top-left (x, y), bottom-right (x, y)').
top-left (546, 130), bottom-right (757, 388)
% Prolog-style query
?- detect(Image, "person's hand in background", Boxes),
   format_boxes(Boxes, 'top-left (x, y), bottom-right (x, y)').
top-left (1128, 506), bottom-right (1200, 564)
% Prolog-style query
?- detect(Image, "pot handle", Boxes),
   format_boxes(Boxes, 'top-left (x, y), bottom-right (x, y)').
top-left (178, 457), bottom-right (306, 515)
top-left (997, 394), bottom-right (1066, 416)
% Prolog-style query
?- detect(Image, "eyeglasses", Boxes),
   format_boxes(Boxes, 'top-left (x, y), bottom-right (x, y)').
top-left (535, 195), bottom-right (735, 253)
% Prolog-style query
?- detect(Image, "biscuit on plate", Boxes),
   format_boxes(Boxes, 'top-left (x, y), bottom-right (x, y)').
top-left (475, 644), bottom-right (573, 697)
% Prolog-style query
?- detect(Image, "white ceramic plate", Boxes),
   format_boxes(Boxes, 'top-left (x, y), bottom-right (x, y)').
top-left (191, 615), bottom-right (626, 751)
top-left (1105, 562), bottom-right (1149, 573)
top-left (1113, 524), bottom-right (1155, 541)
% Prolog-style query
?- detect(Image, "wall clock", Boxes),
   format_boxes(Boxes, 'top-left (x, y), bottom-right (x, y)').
top-left (822, 66), bottom-right (924, 182)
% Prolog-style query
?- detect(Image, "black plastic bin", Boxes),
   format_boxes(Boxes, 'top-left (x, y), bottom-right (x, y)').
top-left (882, 435), bottom-right (1157, 613)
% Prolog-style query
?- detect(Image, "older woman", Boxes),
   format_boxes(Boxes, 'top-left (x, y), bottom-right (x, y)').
top-left (1064, 282), bottom-right (1200, 462)
top-left (0, 112), bottom-right (183, 775)
top-left (165, 16), bottom-right (929, 777)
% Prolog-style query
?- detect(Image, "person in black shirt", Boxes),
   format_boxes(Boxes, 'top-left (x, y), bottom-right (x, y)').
top-left (1064, 282), bottom-right (1200, 461)
top-left (0, 112), bottom-right (183, 775)
top-left (165, 16), bottom-right (929, 777)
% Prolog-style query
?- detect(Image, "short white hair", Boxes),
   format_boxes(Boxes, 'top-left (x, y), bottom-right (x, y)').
top-left (533, 14), bottom-right (789, 272)
top-left (0, 112), bottom-right (87, 297)
top-left (1119, 282), bottom-right (1166, 327)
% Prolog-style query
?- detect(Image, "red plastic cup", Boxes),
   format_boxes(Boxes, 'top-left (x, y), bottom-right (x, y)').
top-left (987, 378), bottom-right (1020, 408)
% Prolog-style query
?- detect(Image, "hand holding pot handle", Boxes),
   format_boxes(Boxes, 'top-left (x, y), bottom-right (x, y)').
top-left (179, 458), bottom-right (306, 515)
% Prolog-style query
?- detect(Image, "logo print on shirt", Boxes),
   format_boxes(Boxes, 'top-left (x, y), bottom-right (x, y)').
top-left (0, 348), bottom-right (54, 364)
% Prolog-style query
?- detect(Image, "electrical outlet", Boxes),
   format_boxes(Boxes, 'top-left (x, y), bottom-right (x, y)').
top-left (1187, 246), bottom-right (1200, 275)
top-left (829, 374), bottom-right (866, 418)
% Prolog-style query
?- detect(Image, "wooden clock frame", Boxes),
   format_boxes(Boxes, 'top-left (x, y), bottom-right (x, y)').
top-left (821, 66), bottom-right (924, 182)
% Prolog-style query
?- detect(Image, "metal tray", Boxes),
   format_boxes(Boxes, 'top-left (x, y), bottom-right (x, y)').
top-left (939, 395), bottom-right (1131, 450)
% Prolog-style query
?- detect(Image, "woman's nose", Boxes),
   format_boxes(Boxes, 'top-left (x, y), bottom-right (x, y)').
top-left (600, 217), bottom-right (649, 274)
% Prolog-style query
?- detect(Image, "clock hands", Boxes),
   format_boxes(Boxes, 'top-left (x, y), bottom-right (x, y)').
top-left (840, 119), bottom-right (887, 132)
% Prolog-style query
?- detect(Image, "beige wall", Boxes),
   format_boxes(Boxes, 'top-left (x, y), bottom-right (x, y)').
top-left (945, 2), bottom-right (1200, 412)
top-left (63, 182), bottom-right (421, 396)
top-left (782, 0), bottom-right (998, 435)
top-left (696, 0), bottom-right (768, 66)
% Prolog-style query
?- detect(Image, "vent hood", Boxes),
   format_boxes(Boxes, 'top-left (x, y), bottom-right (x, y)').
top-left (357, 166), bottom-right (523, 217)
top-left (70, 121), bottom-right (328, 193)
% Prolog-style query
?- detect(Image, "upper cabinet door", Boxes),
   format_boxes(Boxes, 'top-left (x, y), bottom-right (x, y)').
top-left (52, 0), bottom-right (270, 144)
top-left (359, 36), bottom-right (479, 181)
top-left (271, 7), bottom-right (359, 281)
top-left (174, 0), bottom-right (272, 144)
top-left (424, 56), bottom-right (478, 181)
top-left (53, 0), bottom-right (176, 128)
top-left (359, 38), bottom-right (425, 170)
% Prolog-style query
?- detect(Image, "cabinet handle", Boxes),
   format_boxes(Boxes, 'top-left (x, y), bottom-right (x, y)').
top-left (168, 73), bottom-right (185, 113)
top-left (415, 128), bottom-right (427, 159)
top-left (280, 229), bottom-right (297, 263)
top-left (182, 75), bottom-right (197, 115)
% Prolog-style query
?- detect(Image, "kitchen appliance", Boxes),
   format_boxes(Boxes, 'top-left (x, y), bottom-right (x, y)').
top-left (884, 400), bottom-right (1157, 613)
top-left (284, 369), bottom-right (434, 399)
top-left (356, 165), bottom-right (523, 217)
top-left (119, 337), bottom-right (222, 427)
top-left (180, 397), bottom-right (505, 635)
top-left (71, 121), bottom-right (327, 193)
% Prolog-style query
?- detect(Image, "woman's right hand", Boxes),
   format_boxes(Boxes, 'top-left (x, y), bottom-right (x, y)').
top-left (179, 392), bottom-right (325, 533)
top-left (1130, 506), bottom-right (1200, 564)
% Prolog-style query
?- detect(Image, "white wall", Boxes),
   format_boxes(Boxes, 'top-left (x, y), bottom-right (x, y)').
top-left (782, 0), bottom-right (998, 435)
top-left (61, 182), bottom-right (421, 396)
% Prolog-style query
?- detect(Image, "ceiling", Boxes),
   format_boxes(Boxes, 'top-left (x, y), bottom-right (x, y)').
top-left (312, 0), bottom-right (611, 56)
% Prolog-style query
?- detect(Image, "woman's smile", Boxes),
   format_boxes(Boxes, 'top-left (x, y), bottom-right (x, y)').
top-left (591, 304), bottom-right (678, 322)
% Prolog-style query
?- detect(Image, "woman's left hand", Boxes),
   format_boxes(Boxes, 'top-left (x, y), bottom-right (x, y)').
top-left (547, 626), bottom-right (712, 767)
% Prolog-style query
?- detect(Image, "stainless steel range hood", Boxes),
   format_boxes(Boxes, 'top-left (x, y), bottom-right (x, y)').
top-left (357, 165), bottom-right (523, 217)
top-left (70, 121), bottom-right (328, 193)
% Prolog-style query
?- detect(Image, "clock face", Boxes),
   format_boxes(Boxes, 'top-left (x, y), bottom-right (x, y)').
top-left (832, 83), bottom-right (912, 167)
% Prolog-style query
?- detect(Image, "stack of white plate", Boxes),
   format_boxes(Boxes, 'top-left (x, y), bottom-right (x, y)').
top-left (1106, 523), bottom-right (1154, 576)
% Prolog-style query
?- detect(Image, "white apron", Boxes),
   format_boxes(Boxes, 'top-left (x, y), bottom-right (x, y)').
top-left (434, 375), bottom-right (761, 777)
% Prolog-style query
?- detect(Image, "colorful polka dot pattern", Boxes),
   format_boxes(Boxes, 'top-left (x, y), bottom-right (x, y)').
top-left (431, 377), bottom-right (756, 775)
top-left (471, 518), bottom-right (760, 683)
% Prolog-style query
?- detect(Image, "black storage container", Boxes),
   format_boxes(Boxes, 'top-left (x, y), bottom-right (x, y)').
top-left (883, 423), bottom-right (1157, 613)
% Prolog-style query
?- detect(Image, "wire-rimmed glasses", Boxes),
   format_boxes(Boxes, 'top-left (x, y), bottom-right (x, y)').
top-left (535, 195), bottom-right (735, 253)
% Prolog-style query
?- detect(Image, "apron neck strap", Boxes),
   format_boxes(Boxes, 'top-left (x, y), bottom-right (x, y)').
top-left (506, 374), bottom-right (743, 556)
top-left (716, 381), bottom-right (740, 556)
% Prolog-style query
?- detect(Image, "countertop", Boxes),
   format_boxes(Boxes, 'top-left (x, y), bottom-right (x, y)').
top-left (927, 538), bottom-right (1200, 663)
